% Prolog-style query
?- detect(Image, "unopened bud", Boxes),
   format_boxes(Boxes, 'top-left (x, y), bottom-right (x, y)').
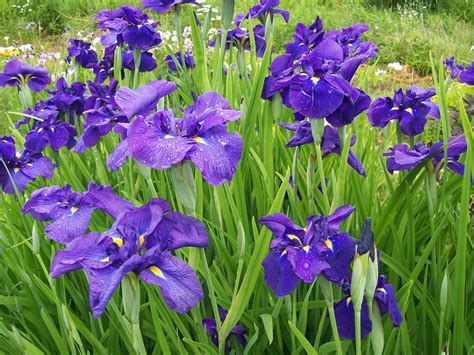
top-left (370, 303), bottom-right (384, 355)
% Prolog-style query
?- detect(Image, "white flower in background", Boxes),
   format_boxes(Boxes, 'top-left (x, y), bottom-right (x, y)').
top-left (375, 69), bottom-right (387, 76)
top-left (470, 45), bottom-right (474, 51)
top-left (388, 62), bottom-right (403, 71)
top-left (196, 0), bottom-right (206, 3)
top-left (19, 44), bottom-right (33, 52)
top-left (3, 36), bottom-right (9, 44)
top-left (92, 37), bottom-right (101, 47)
top-left (171, 35), bottom-right (178, 42)
top-left (184, 38), bottom-right (193, 51)
top-left (53, 52), bottom-right (61, 59)
top-left (183, 26), bottom-right (192, 38)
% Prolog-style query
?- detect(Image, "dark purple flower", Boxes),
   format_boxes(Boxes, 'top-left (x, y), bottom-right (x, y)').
top-left (444, 58), bottom-right (474, 85)
top-left (247, 0), bottom-right (290, 23)
top-left (203, 307), bottom-right (246, 352)
top-left (125, 91), bottom-right (243, 186)
top-left (0, 136), bottom-right (55, 194)
top-left (46, 78), bottom-right (86, 123)
top-left (280, 122), bottom-right (366, 176)
top-left (259, 206), bottom-right (356, 296)
top-left (0, 59), bottom-right (51, 92)
top-left (165, 51), bottom-right (195, 72)
top-left (142, 0), bottom-right (199, 13)
top-left (384, 135), bottom-right (467, 177)
top-left (211, 14), bottom-right (267, 58)
top-left (374, 276), bottom-right (403, 327)
top-left (122, 50), bottom-right (157, 72)
top-left (367, 86), bottom-right (439, 136)
top-left (48, 194), bottom-right (208, 318)
top-left (459, 62), bottom-right (474, 85)
top-left (334, 296), bottom-right (372, 340)
top-left (66, 39), bottom-right (99, 69)
top-left (263, 18), bottom-right (376, 120)
top-left (444, 57), bottom-right (465, 79)
top-left (22, 183), bottom-right (134, 243)
top-left (95, 6), bottom-right (161, 50)
top-left (77, 80), bottom-right (176, 153)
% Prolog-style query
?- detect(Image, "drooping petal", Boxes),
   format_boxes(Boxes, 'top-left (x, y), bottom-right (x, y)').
top-left (22, 185), bottom-right (65, 221)
top-left (82, 183), bottom-right (135, 219)
top-left (187, 129), bottom-right (242, 186)
top-left (259, 213), bottom-right (305, 238)
top-left (286, 246), bottom-right (329, 283)
top-left (334, 297), bottom-right (372, 340)
top-left (45, 204), bottom-right (95, 243)
top-left (262, 252), bottom-right (300, 297)
top-left (139, 253), bottom-right (204, 313)
top-left (107, 139), bottom-right (131, 171)
top-left (327, 205), bottom-right (355, 228)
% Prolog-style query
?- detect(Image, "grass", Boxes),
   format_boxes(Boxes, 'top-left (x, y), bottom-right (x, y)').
top-left (0, 1), bottom-right (473, 354)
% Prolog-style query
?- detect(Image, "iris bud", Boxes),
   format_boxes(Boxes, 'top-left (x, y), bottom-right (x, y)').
top-left (222, 0), bottom-right (235, 30)
top-left (170, 162), bottom-right (197, 214)
top-left (370, 303), bottom-right (384, 355)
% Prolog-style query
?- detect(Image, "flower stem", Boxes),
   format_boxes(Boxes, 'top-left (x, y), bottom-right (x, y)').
top-left (320, 278), bottom-right (343, 355)
top-left (355, 309), bottom-right (362, 355)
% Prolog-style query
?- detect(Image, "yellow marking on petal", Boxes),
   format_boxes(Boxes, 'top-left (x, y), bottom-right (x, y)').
top-left (303, 245), bottom-right (310, 253)
top-left (139, 235), bottom-right (145, 247)
top-left (149, 266), bottom-right (166, 279)
top-left (287, 234), bottom-right (303, 245)
top-left (303, 227), bottom-right (307, 232)
top-left (26, 163), bottom-right (33, 167)
top-left (346, 297), bottom-right (352, 305)
top-left (376, 287), bottom-right (387, 294)
top-left (194, 136), bottom-right (205, 144)
top-left (101, 257), bottom-right (110, 262)
top-left (311, 77), bottom-right (320, 84)
top-left (164, 134), bottom-right (174, 139)
top-left (70, 206), bottom-right (78, 214)
top-left (325, 239), bottom-right (334, 251)
top-left (112, 237), bottom-right (123, 247)
top-left (15, 152), bottom-right (21, 158)
top-left (280, 250), bottom-right (288, 257)
top-left (13, 167), bottom-right (20, 173)
top-left (406, 107), bottom-right (413, 113)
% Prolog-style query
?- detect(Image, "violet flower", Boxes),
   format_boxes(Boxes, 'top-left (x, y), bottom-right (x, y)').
top-left (46, 78), bottom-right (86, 123)
top-left (122, 50), bottom-right (157, 72)
top-left (280, 122), bottom-right (366, 176)
top-left (0, 59), bottom-right (51, 92)
top-left (165, 51), bottom-right (195, 72)
top-left (124, 91), bottom-right (243, 186)
top-left (203, 307), bottom-right (246, 352)
top-left (367, 86), bottom-right (439, 136)
top-left (46, 194), bottom-right (208, 318)
top-left (444, 57), bottom-right (474, 85)
top-left (22, 183), bottom-right (134, 244)
top-left (142, 0), bottom-right (199, 13)
top-left (0, 136), bottom-right (55, 194)
top-left (259, 206), bottom-right (356, 296)
top-left (246, 0), bottom-right (290, 23)
top-left (96, 6), bottom-right (161, 50)
top-left (66, 39), bottom-right (99, 69)
top-left (384, 135), bottom-right (468, 177)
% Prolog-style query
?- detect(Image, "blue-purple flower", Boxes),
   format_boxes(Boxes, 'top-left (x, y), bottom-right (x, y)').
top-left (280, 122), bottom-right (366, 176)
top-left (367, 86), bottom-right (439, 136)
top-left (66, 39), bottom-right (99, 69)
top-left (96, 6), bottom-right (161, 50)
top-left (384, 135), bottom-right (468, 177)
top-left (260, 206), bottom-right (356, 296)
top-left (246, 0), bottom-right (290, 23)
top-left (0, 59), bottom-right (51, 92)
top-left (34, 189), bottom-right (209, 318)
top-left (142, 0), bottom-right (199, 13)
top-left (334, 277), bottom-right (402, 340)
top-left (444, 58), bottom-right (474, 85)
top-left (125, 91), bottom-right (243, 186)
top-left (165, 51), bottom-right (195, 72)
top-left (122, 50), bottom-right (157, 72)
top-left (203, 307), bottom-right (246, 352)
top-left (0, 136), bottom-right (55, 194)
top-left (46, 78), bottom-right (86, 123)
top-left (263, 18), bottom-right (376, 121)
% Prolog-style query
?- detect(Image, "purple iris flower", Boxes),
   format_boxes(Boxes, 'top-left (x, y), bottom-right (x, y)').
top-left (0, 59), bottom-right (51, 92)
top-left (263, 17), bottom-right (376, 121)
top-left (125, 91), bottom-right (243, 186)
top-left (334, 275), bottom-right (402, 340)
top-left (384, 135), bottom-right (468, 177)
top-left (444, 58), bottom-right (474, 85)
top-left (280, 122), bottom-right (366, 176)
top-left (23, 108), bottom-right (77, 153)
top-left (66, 39), bottom-right (99, 69)
top-left (76, 79), bottom-right (176, 153)
top-left (46, 78), bottom-right (86, 123)
top-left (0, 136), bottom-right (55, 194)
top-left (367, 86), bottom-right (439, 136)
top-left (122, 50), bottom-right (157, 72)
top-left (142, 0), bottom-right (199, 13)
top-left (246, 0), bottom-right (290, 23)
top-left (46, 194), bottom-right (208, 318)
top-left (211, 14), bottom-right (267, 58)
top-left (203, 307), bottom-right (246, 352)
top-left (22, 183), bottom-right (134, 244)
top-left (165, 51), bottom-right (195, 72)
top-left (259, 206), bottom-right (356, 296)
top-left (95, 6), bottom-right (161, 50)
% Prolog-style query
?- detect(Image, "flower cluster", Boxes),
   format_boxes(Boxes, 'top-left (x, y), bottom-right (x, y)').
top-left (23, 183), bottom-right (209, 318)
top-left (260, 208), bottom-right (402, 340)
top-left (368, 85), bottom-right (439, 136)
